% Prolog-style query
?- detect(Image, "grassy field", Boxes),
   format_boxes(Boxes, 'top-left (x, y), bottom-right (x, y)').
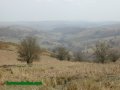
top-left (0, 43), bottom-right (120, 90)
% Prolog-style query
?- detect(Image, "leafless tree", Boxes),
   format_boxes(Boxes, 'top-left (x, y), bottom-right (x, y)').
top-left (17, 37), bottom-right (41, 65)
top-left (93, 41), bottom-right (109, 63)
top-left (73, 51), bottom-right (83, 61)
top-left (107, 48), bottom-right (120, 62)
top-left (55, 47), bottom-right (69, 60)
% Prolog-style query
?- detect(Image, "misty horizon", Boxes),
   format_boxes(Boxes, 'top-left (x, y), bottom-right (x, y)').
top-left (0, 0), bottom-right (120, 22)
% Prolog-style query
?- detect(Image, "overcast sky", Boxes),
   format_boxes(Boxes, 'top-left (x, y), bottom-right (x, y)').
top-left (0, 0), bottom-right (120, 22)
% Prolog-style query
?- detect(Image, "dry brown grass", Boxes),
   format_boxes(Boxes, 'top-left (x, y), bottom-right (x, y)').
top-left (0, 58), bottom-right (119, 90)
top-left (0, 44), bottom-right (120, 90)
top-left (0, 41), bottom-right (9, 50)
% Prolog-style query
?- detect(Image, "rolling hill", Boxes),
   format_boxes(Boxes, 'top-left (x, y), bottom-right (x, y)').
top-left (0, 21), bottom-right (120, 50)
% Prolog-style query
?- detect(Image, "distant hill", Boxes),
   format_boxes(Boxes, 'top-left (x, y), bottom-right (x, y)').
top-left (0, 21), bottom-right (120, 50)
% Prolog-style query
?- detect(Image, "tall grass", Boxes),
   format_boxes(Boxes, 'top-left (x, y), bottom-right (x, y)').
top-left (0, 61), bottom-right (120, 90)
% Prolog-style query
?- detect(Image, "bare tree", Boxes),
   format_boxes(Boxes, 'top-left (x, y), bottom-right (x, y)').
top-left (55, 47), bottom-right (69, 60)
top-left (17, 37), bottom-right (41, 65)
top-left (93, 41), bottom-right (109, 63)
top-left (73, 51), bottom-right (83, 61)
top-left (107, 48), bottom-right (120, 62)
top-left (66, 51), bottom-right (72, 61)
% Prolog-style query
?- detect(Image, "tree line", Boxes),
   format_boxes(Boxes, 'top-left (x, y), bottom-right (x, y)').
top-left (17, 37), bottom-right (120, 65)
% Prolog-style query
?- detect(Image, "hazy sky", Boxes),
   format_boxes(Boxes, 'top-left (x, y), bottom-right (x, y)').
top-left (0, 0), bottom-right (120, 22)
